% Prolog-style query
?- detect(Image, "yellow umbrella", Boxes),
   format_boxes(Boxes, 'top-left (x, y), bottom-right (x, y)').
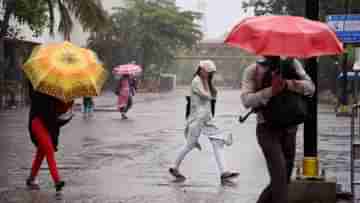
top-left (23, 41), bottom-right (108, 102)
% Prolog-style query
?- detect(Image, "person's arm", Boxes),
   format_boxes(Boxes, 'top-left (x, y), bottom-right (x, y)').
top-left (56, 101), bottom-right (74, 127)
top-left (285, 59), bottom-right (315, 97)
top-left (57, 115), bottom-right (73, 127)
top-left (192, 76), bottom-right (212, 100)
top-left (240, 64), bottom-right (273, 109)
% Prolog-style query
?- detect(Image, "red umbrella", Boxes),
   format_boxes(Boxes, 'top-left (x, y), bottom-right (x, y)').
top-left (112, 63), bottom-right (142, 76)
top-left (224, 15), bottom-right (344, 58)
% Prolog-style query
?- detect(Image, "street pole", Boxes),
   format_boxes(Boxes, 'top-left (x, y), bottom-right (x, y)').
top-left (304, 0), bottom-right (319, 178)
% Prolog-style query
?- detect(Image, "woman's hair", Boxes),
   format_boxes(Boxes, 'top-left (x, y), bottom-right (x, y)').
top-left (265, 56), bottom-right (281, 71)
top-left (193, 66), bottom-right (217, 97)
top-left (208, 72), bottom-right (217, 98)
top-left (193, 66), bottom-right (201, 78)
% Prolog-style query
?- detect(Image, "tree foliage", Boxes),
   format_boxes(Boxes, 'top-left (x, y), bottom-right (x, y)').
top-left (0, 0), bottom-right (108, 40)
top-left (88, 0), bottom-right (203, 77)
top-left (13, 0), bottom-right (49, 37)
top-left (49, 0), bottom-right (108, 39)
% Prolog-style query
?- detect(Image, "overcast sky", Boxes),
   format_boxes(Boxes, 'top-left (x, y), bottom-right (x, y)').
top-left (176, 0), bottom-right (253, 39)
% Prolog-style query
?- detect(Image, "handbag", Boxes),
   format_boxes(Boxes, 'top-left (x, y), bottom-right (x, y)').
top-left (259, 60), bottom-right (308, 127)
top-left (261, 90), bottom-right (308, 127)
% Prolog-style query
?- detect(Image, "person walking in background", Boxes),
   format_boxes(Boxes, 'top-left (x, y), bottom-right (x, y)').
top-left (169, 60), bottom-right (238, 182)
top-left (241, 56), bottom-right (315, 203)
top-left (117, 74), bottom-right (132, 119)
top-left (26, 82), bottom-right (74, 192)
top-left (83, 96), bottom-right (94, 118)
top-left (129, 76), bottom-right (138, 97)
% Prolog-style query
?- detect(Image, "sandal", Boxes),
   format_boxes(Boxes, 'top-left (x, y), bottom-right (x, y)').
top-left (169, 168), bottom-right (186, 180)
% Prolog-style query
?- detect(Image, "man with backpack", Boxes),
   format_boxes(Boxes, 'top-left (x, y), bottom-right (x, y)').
top-left (240, 56), bottom-right (315, 203)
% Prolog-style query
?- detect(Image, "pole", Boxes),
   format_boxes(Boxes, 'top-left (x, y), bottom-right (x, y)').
top-left (341, 0), bottom-right (351, 107)
top-left (303, 0), bottom-right (319, 178)
top-left (342, 52), bottom-right (349, 106)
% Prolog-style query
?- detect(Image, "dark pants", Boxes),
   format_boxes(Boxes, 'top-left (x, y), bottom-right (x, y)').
top-left (256, 123), bottom-right (298, 203)
top-left (120, 96), bottom-right (133, 113)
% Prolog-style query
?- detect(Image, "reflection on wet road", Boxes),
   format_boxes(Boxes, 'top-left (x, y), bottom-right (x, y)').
top-left (0, 90), bottom-right (355, 202)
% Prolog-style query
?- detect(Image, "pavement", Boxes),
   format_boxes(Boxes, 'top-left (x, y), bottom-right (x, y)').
top-left (0, 88), bottom-right (356, 203)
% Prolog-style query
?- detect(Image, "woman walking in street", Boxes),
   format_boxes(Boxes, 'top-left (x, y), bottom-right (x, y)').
top-left (26, 82), bottom-right (73, 192)
top-left (82, 96), bottom-right (94, 118)
top-left (117, 74), bottom-right (133, 119)
top-left (169, 60), bottom-right (239, 182)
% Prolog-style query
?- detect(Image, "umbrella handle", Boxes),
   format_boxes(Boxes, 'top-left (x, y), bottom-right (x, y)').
top-left (238, 109), bottom-right (255, 123)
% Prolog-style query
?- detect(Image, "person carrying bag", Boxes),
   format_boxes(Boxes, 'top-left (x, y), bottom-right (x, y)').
top-left (240, 56), bottom-right (315, 203)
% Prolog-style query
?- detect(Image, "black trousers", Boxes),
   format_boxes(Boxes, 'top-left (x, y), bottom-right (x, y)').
top-left (120, 96), bottom-right (133, 113)
top-left (256, 123), bottom-right (298, 203)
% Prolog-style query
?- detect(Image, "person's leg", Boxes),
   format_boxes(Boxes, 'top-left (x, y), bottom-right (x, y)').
top-left (83, 103), bottom-right (88, 118)
top-left (31, 118), bottom-right (61, 184)
top-left (210, 138), bottom-right (239, 180)
top-left (125, 96), bottom-right (133, 113)
top-left (281, 126), bottom-right (297, 182)
top-left (90, 102), bottom-right (94, 115)
top-left (169, 142), bottom-right (196, 179)
top-left (210, 139), bottom-right (226, 174)
top-left (256, 124), bottom-right (288, 203)
top-left (30, 149), bottom-right (45, 179)
top-left (174, 142), bottom-right (196, 170)
top-left (27, 149), bottom-right (45, 188)
top-left (86, 104), bottom-right (91, 114)
top-left (169, 129), bottom-right (200, 179)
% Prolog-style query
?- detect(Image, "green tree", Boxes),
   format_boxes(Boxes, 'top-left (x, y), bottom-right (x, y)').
top-left (88, 0), bottom-right (203, 77)
top-left (0, 0), bottom-right (108, 98)
top-left (1, 0), bottom-right (108, 40)
top-left (44, 0), bottom-right (108, 40)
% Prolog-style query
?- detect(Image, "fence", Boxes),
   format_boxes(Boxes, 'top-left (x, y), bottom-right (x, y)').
top-left (350, 103), bottom-right (360, 202)
top-left (0, 39), bottom-right (39, 109)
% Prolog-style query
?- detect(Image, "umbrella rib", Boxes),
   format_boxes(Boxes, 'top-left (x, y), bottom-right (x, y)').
top-left (292, 20), bottom-right (308, 58)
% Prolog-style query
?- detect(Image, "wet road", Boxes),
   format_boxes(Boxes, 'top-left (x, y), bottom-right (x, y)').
top-left (0, 89), bottom-right (355, 202)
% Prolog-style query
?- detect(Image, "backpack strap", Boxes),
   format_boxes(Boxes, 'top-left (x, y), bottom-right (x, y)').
top-left (254, 64), bottom-right (261, 91)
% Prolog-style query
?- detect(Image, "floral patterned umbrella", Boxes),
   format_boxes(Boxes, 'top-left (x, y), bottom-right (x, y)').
top-left (23, 41), bottom-right (108, 102)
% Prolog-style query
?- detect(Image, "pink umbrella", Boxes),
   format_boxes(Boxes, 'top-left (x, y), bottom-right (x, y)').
top-left (112, 63), bottom-right (142, 76)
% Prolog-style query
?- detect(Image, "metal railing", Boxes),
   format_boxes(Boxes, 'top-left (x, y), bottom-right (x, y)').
top-left (351, 103), bottom-right (360, 202)
top-left (0, 80), bottom-right (29, 109)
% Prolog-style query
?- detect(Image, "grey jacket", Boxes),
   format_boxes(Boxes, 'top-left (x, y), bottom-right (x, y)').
top-left (240, 59), bottom-right (315, 123)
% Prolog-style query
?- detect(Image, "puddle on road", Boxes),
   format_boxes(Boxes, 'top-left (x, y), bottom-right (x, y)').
top-left (154, 182), bottom-right (214, 189)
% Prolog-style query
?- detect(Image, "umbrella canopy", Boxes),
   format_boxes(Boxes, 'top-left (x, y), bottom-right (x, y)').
top-left (112, 63), bottom-right (142, 76)
top-left (23, 41), bottom-right (108, 102)
top-left (224, 15), bottom-right (344, 58)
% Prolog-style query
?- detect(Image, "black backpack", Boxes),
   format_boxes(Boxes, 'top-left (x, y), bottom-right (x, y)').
top-left (259, 60), bottom-right (309, 127)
